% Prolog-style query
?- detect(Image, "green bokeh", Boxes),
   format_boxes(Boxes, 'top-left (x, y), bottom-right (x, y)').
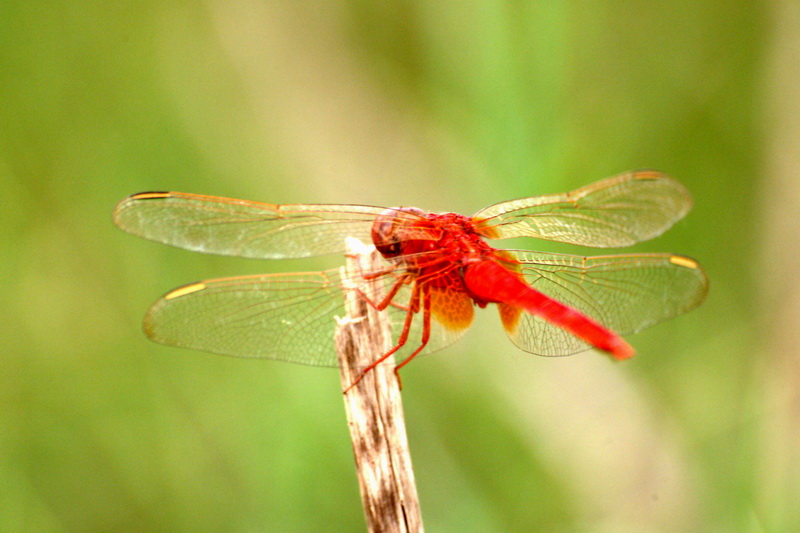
top-left (1, 1), bottom-right (793, 531)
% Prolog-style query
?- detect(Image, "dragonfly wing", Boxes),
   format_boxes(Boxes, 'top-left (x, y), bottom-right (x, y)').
top-left (472, 170), bottom-right (693, 247)
top-left (500, 251), bottom-right (708, 356)
top-left (143, 267), bottom-right (472, 367)
top-left (113, 192), bottom-right (386, 259)
top-left (143, 270), bottom-right (351, 366)
top-left (498, 301), bottom-right (592, 357)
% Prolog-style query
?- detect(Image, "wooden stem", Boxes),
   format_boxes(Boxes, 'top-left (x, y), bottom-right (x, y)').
top-left (335, 238), bottom-right (424, 533)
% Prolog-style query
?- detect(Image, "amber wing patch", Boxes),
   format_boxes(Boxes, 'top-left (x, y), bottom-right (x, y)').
top-left (429, 285), bottom-right (475, 330)
top-left (498, 302), bottom-right (522, 334)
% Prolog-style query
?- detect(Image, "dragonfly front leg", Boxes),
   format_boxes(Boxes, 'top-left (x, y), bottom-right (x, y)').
top-left (351, 271), bottom-right (412, 314)
top-left (344, 281), bottom-right (422, 393)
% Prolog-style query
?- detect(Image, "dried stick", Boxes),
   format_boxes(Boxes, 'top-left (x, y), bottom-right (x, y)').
top-left (335, 238), bottom-right (424, 533)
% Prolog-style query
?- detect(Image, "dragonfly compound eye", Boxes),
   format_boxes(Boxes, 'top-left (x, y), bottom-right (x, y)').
top-left (371, 207), bottom-right (427, 258)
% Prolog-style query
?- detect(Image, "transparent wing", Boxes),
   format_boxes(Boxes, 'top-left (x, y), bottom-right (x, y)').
top-left (142, 265), bottom-right (471, 367)
top-left (113, 192), bottom-right (388, 259)
top-left (472, 170), bottom-right (693, 248)
top-left (500, 251), bottom-right (708, 356)
top-left (143, 271), bottom-right (347, 366)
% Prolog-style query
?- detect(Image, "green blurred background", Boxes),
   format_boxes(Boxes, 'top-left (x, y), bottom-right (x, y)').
top-left (2, 1), bottom-right (797, 531)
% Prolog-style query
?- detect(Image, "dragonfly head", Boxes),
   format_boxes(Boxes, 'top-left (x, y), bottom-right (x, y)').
top-left (371, 207), bottom-right (431, 259)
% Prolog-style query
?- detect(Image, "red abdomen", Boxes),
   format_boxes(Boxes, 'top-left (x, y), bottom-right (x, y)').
top-left (463, 260), bottom-right (634, 359)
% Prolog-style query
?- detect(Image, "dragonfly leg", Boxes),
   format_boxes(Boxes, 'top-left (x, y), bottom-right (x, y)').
top-left (343, 282), bottom-right (421, 393)
top-left (352, 272), bottom-right (410, 313)
top-left (392, 286), bottom-right (432, 387)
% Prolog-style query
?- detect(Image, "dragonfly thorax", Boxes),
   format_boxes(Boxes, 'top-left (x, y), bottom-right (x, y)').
top-left (372, 208), bottom-right (494, 269)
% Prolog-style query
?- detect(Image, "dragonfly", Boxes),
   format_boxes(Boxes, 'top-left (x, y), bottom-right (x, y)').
top-left (113, 170), bottom-right (708, 387)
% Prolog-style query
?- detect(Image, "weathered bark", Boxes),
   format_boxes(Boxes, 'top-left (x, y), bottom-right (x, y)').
top-left (335, 238), bottom-right (424, 533)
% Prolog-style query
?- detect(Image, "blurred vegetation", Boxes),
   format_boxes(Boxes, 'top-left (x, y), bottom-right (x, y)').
top-left (1, 1), bottom-right (796, 531)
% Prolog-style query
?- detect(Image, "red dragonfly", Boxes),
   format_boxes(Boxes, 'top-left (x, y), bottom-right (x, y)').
top-left (114, 170), bottom-right (708, 384)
